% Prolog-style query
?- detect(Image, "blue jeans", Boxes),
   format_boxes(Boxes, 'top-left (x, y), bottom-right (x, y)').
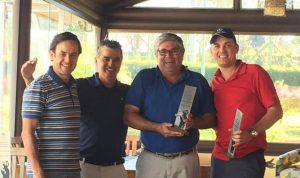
top-left (27, 172), bottom-right (80, 178)
top-left (211, 149), bottom-right (266, 178)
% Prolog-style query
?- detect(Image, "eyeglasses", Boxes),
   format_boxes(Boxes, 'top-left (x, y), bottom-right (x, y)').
top-left (157, 49), bottom-right (181, 56)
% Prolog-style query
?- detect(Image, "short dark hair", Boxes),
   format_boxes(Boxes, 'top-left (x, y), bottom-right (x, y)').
top-left (154, 33), bottom-right (185, 53)
top-left (49, 32), bottom-right (82, 54)
top-left (97, 40), bottom-right (123, 58)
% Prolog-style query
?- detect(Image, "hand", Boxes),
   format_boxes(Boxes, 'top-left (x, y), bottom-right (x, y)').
top-left (157, 123), bottom-right (185, 138)
top-left (184, 113), bottom-right (194, 130)
top-left (230, 129), bottom-right (254, 147)
top-left (21, 58), bottom-right (37, 81)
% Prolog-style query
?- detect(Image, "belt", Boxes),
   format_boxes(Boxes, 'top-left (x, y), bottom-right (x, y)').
top-left (144, 147), bottom-right (195, 159)
top-left (80, 157), bottom-right (124, 166)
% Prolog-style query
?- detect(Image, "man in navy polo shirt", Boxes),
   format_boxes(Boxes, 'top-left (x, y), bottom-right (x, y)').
top-left (123, 33), bottom-right (216, 178)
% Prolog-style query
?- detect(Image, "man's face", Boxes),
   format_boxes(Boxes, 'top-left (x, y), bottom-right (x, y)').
top-left (156, 41), bottom-right (184, 76)
top-left (210, 36), bottom-right (239, 68)
top-left (49, 40), bottom-right (79, 82)
top-left (96, 46), bottom-right (122, 82)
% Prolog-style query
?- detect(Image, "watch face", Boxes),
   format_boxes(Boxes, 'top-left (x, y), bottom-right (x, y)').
top-left (251, 130), bottom-right (258, 137)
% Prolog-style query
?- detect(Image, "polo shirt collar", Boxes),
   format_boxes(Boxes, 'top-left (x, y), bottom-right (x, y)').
top-left (47, 66), bottom-right (76, 88)
top-left (93, 72), bottom-right (121, 89)
top-left (155, 65), bottom-right (190, 84)
top-left (214, 60), bottom-right (247, 81)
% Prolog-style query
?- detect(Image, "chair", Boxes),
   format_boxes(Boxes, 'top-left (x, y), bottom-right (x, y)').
top-left (11, 137), bottom-right (23, 148)
top-left (11, 147), bottom-right (27, 178)
top-left (275, 149), bottom-right (300, 178)
top-left (125, 135), bottom-right (139, 156)
top-left (11, 136), bottom-right (27, 178)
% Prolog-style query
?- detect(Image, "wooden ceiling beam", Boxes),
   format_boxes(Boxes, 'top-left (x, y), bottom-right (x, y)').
top-left (108, 8), bottom-right (300, 34)
top-left (107, 0), bottom-right (147, 12)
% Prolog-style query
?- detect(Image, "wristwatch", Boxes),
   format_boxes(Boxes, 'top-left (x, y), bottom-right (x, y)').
top-left (250, 129), bottom-right (258, 137)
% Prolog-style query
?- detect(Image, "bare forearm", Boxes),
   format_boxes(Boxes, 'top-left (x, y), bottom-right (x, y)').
top-left (252, 102), bottom-right (283, 133)
top-left (124, 111), bottom-right (159, 132)
top-left (24, 76), bottom-right (34, 86)
top-left (21, 132), bottom-right (44, 177)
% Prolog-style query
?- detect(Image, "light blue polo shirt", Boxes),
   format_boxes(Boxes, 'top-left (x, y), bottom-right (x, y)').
top-left (125, 67), bottom-right (215, 153)
top-left (22, 67), bottom-right (80, 173)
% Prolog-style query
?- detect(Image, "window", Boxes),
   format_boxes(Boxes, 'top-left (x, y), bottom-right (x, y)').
top-left (109, 31), bottom-right (300, 143)
top-left (0, 0), bottom-right (15, 173)
top-left (30, 0), bottom-right (97, 79)
top-left (241, 0), bottom-right (300, 9)
top-left (135, 0), bottom-right (233, 9)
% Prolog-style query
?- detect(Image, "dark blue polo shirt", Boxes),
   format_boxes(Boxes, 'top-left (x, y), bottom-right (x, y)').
top-left (125, 67), bottom-right (215, 153)
top-left (77, 73), bottom-right (129, 163)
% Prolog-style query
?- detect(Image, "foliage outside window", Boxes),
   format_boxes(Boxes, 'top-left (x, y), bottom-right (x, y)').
top-left (109, 31), bottom-right (300, 143)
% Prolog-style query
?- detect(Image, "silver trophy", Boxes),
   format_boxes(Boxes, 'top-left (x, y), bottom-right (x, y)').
top-left (174, 85), bottom-right (196, 130)
top-left (227, 108), bottom-right (243, 159)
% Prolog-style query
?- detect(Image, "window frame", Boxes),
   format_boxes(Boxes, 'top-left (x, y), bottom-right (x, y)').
top-left (13, 0), bottom-right (300, 156)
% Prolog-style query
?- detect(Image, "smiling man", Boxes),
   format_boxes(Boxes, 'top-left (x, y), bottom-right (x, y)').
top-left (209, 28), bottom-right (283, 178)
top-left (21, 32), bottom-right (82, 178)
top-left (77, 40), bottom-right (129, 178)
top-left (123, 33), bottom-right (216, 178)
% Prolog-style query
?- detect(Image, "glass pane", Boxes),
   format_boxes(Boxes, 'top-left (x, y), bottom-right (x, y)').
top-left (31, 0), bottom-right (97, 79)
top-left (241, 0), bottom-right (265, 9)
top-left (0, 0), bottom-right (14, 174)
top-left (294, 0), bottom-right (300, 8)
top-left (242, 0), bottom-right (300, 9)
top-left (135, 0), bottom-right (233, 9)
top-left (109, 31), bottom-right (300, 143)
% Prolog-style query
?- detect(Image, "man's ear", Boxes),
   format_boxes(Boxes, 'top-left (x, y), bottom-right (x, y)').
top-left (235, 44), bottom-right (239, 53)
top-left (49, 50), bottom-right (55, 61)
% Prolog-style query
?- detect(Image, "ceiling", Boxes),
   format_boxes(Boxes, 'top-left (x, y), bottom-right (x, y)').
top-left (44, 0), bottom-right (300, 34)
top-left (46, 0), bottom-right (147, 26)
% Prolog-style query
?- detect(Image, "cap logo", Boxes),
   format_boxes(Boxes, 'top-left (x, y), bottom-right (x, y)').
top-left (216, 28), bottom-right (226, 34)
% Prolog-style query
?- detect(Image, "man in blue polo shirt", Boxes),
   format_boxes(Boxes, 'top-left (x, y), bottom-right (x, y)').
top-left (21, 32), bottom-right (82, 178)
top-left (123, 33), bottom-right (216, 178)
top-left (21, 40), bottom-right (129, 178)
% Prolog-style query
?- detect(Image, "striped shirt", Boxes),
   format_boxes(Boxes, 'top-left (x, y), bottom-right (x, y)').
top-left (22, 67), bottom-right (80, 173)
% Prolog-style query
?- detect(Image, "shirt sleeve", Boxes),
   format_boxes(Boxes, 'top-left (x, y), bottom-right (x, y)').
top-left (125, 70), bottom-right (145, 109)
top-left (21, 80), bottom-right (46, 120)
top-left (255, 65), bottom-right (280, 108)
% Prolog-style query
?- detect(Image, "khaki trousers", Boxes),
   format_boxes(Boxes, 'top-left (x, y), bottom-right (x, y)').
top-left (136, 149), bottom-right (200, 178)
top-left (80, 160), bottom-right (127, 178)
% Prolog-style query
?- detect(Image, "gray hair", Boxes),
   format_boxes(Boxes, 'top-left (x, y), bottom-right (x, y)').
top-left (97, 39), bottom-right (123, 59)
top-left (154, 33), bottom-right (185, 54)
